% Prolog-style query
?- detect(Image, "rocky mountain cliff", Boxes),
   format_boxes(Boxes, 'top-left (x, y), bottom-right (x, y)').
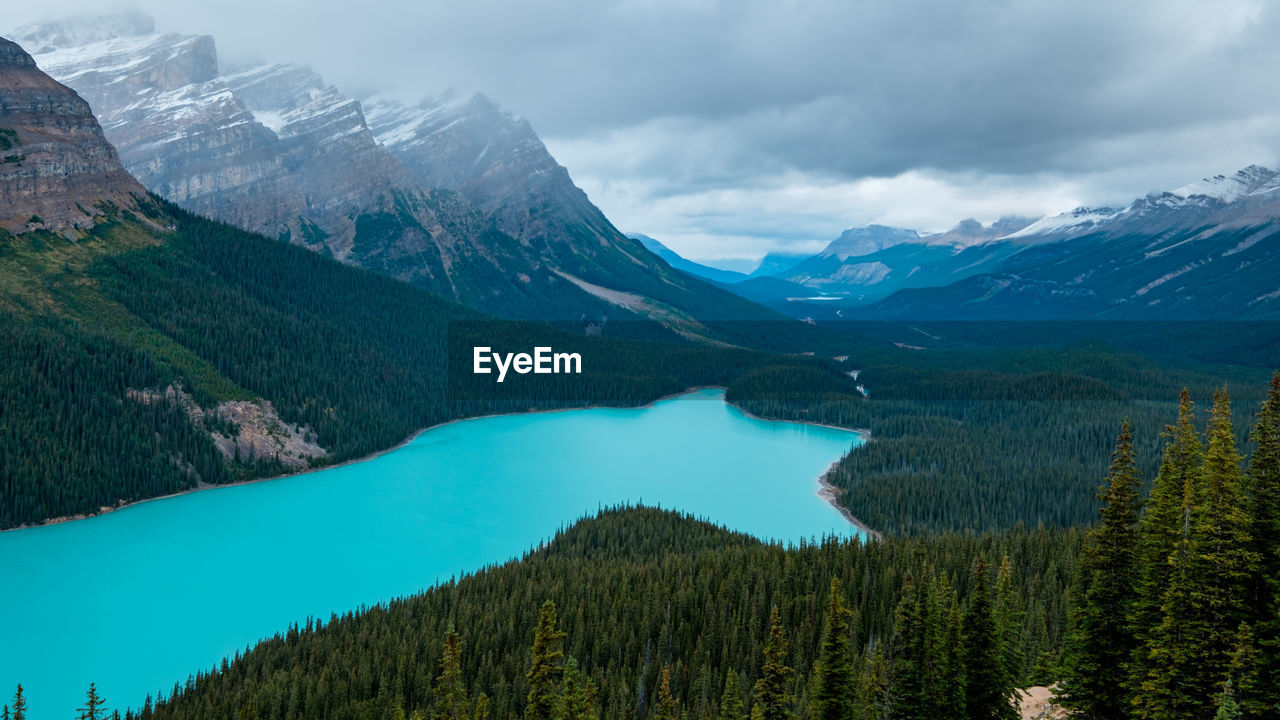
top-left (0, 36), bottom-right (146, 234)
top-left (10, 17), bottom-right (610, 320)
top-left (363, 91), bottom-right (781, 328)
top-left (9, 14), bottom-right (783, 336)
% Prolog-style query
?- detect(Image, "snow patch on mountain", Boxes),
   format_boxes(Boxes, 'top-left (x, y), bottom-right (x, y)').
top-left (1173, 165), bottom-right (1279, 203)
top-left (1002, 206), bottom-right (1124, 240)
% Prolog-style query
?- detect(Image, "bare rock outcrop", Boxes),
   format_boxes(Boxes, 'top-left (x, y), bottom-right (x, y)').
top-left (0, 36), bottom-right (146, 234)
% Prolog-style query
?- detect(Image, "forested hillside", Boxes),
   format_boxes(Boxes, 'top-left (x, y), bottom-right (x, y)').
top-left (11, 378), bottom-right (1274, 720)
top-left (730, 337), bottom-right (1273, 534)
top-left (127, 506), bottom-right (1080, 720)
top-left (0, 199), bottom-right (827, 528)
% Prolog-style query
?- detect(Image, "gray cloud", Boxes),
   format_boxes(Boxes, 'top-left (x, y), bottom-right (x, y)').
top-left (8, 0), bottom-right (1280, 261)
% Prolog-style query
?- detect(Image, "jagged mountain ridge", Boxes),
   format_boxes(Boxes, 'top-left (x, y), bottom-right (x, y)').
top-left (0, 36), bottom-right (146, 234)
top-left (8, 16), bottom-right (622, 322)
top-left (361, 91), bottom-right (785, 327)
top-left (866, 164), bottom-right (1280, 319)
top-left (9, 13), bottom-right (784, 335)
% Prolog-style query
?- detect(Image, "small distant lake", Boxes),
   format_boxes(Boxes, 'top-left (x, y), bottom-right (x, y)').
top-left (0, 389), bottom-right (862, 720)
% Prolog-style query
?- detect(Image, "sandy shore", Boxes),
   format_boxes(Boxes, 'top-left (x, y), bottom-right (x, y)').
top-left (5, 386), bottom-right (880, 538)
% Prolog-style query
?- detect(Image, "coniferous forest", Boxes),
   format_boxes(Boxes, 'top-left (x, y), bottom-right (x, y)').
top-left (4, 196), bottom-right (1280, 720)
top-left (6, 378), bottom-right (1278, 720)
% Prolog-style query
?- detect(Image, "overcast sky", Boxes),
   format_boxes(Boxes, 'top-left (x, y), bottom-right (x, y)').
top-left (9, 0), bottom-right (1280, 263)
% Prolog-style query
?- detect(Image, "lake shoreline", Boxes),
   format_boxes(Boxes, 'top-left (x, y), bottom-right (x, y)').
top-left (727, 405), bottom-right (879, 539)
top-left (5, 386), bottom-right (879, 537)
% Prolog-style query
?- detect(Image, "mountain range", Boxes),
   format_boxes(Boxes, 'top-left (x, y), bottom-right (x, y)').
top-left (8, 12), bottom-right (781, 338)
top-left (1, 33), bottom-right (842, 529)
top-left (647, 167), bottom-right (1280, 320)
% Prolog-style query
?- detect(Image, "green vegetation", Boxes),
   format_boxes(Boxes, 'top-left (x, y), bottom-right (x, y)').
top-left (0, 200), bottom-right (847, 528)
top-left (731, 338), bottom-right (1273, 534)
top-left (1058, 378), bottom-right (1280, 720)
top-left (111, 506), bottom-right (1077, 720)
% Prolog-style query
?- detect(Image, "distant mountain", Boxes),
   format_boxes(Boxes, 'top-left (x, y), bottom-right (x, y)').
top-left (776, 218), bottom-right (1035, 305)
top-left (9, 13), bottom-right (785, 338)
top-left (747, 251), bottom-right (812, 279)
top-left (631, 233), bottom-right (749, 284)
top-left (868, 165), bottom-right (1280, 319)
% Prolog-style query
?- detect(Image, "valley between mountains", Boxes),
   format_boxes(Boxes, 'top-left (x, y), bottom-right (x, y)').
top-left (4, 9), bottom-right (1280, 720)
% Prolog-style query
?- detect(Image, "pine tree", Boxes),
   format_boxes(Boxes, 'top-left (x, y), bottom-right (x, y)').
top-left (1213, 680), bottom-right (1242, 720)
top-left (1139, 391), bottom-right (1259, 720)
top-left (10, 686), bottom-right (24, 720)
top-left (1225, 623), bottom-right (1262, 720)
top-left (1196, 391), bottom-right (1259, 695)
top-left (78, 684), bottom-right (107, 720)
top-left (1132, 390), bottom-right (1203, 691)
top-left (433, 628), bottom-right (469, 720)
top-left (473, 695), bottom-right (491, 720)
top-left (557, 660), bottom-right (596, 720)
top-left (992, 556), bottom-right (1023, 685)
top-left (719, 672), bottom-right (746, 720)
top-left (1058, 420), bottom-right (1143, 720)
top-left (808, 579), bottom-right (856, 720)
top-left (887, 575), bottom-right (925, 720)
top-left (1136, 472), bottom-right (1202, 720)
top-left (1244, 373), bottom-right (1280, 713)
top-left (526, 601), bottom-right (567, 720)
top-left (656, 666), bottom-right (679, 720)
top-left (962, 557), bottom-right (1017, 720)
top-left (936, 578), bottom-right (966, 715)
top-left (752, 607), bottom-right (792, 720)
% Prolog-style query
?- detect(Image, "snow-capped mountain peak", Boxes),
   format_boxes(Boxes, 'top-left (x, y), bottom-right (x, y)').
top-left (1172, 164), bottom-right (1278, 203)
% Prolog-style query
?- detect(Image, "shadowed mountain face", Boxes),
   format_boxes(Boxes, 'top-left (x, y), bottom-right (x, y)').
top-left (0, 36), bottom-right (146, 234)
top-left (9, 14), bottom-right (785, 336)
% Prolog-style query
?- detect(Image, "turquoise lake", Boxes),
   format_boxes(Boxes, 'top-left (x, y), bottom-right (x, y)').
top-left (0, 389), bottom-right (862, 720)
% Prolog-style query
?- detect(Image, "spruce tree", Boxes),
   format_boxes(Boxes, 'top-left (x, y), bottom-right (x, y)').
top-left (656, 666), bottom-right (679, 720)
top-left (1196, 391), bottom-right (1259, 695)
top-left (433, 628), bottom-right (469, 720)
top-left (1139, 391), bottom-right (1258, 720)
top-left (752, 607), bottom-right (792, 720)
top-left (526, 601), bottom-right (567, 720)
top-left (1136, 472), bottom-right (1202, 720)
top-left (1058, 420), bottom-right (1142, 720)
top-left (473, 695), bottom-right (491, 720)
top-left (936, 578), bottom-right (966, 715)
top-left (1132, 390), bottom-right (1202, 690)
top-left (962, 557), bottom-right (1017, 720)
top-left (557, 660), bottom-right (596, 720)
top-left (720, 671), bottom-right (746, 720)
top-left (1213, 681), bottom-right (1242, 720)
top-left (10, 686), bottom-right (24, 720)
top-left (1225, 623), bottom-right (1262, 720)
top-left (808, 579), bottom-right (856, 720)
top-left (887, 576), bottom-right (925, 720)
top-left (78, 684), bottom-right (107, 720)
top-left (1244, 373), bottom-right (1280, 713)
top-left (992, 556), bottom-right (1023, 686)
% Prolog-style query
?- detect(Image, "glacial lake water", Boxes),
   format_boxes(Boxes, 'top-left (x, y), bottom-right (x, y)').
top-left (0, 389), bottom-right (862, 720)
